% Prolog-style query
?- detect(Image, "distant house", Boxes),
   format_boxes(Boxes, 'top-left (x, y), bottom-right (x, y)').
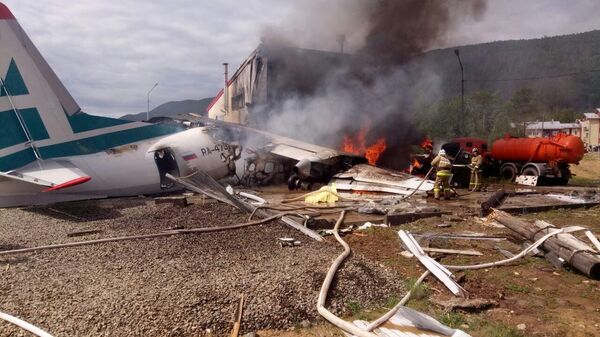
top-left (207, 43), bottom-right (349, 124)
top-left (580, 109), bottom-right (600, 149)
top-left (525, 120), bottom-right (581, 138)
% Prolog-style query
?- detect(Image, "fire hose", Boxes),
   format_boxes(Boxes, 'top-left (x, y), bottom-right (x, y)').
top-left (0, 311), bottom-right (54, 337)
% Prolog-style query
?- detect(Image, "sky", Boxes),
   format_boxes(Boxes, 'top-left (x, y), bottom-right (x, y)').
top-left (2, 0), bottom-right (600, 117)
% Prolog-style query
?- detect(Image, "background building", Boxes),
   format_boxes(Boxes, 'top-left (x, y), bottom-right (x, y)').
top-left (525, 120), bottom-right (581, 138)
top-left (580, 109), bottom-right (600, 150)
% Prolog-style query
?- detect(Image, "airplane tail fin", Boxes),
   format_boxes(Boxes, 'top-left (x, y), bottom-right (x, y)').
top-left (0, 2), bottom-right (81, 171)
top-left (0, 3), bottom-right (165, 174)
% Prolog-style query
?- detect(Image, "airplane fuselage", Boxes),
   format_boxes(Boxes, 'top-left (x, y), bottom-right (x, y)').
top-left (0, 127), bottom-right (237, 207)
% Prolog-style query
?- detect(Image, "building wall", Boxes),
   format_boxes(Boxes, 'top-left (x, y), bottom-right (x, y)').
top-left (581, 119), bottom-right (600, 147)
top-left (526, 127), bottom-right (580, 138)
top-left (581, 119), bottom-right (600, 148)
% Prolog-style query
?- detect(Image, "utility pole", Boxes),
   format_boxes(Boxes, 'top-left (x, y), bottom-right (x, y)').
top-left (147, 82), bottom-right (159, 121)
top-left (336, 34), bottom-right (346, 54)
top-left (454, 49), bottom-right (465, 135)
top-left (223, 63), bottom-right (229, 115)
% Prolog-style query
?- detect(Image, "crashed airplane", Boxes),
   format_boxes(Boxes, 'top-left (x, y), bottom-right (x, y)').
top-left (0, 3), bottom-right (368, 207)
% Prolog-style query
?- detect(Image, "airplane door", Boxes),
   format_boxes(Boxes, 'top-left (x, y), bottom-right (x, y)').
top-left (154, 148), bottom-right (180, 189)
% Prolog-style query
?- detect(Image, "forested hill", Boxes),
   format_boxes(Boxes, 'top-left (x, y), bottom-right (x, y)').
top-left (410, 30), bottom-right (600, 141)
top-left (416, 29), bottom-right (600, 110)
top-left (120, 98), bottom-right (213, 121)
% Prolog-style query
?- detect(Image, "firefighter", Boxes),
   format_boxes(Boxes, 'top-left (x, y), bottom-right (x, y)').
top-left (469, 148), bottom-right (483, 192)
top-left (431, 149), bottom-right (452, 200)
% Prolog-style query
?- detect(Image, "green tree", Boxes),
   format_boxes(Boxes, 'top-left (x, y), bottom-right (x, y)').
top-left (506, 88), bottom-right (541, 136)
top-left (467, 90), bottom-right (501, 138)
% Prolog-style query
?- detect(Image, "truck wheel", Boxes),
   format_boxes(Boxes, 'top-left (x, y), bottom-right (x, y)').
top-left (521, 167), bottom-right (539, 176)
top-left (500, 164), bottom-right (517, 181)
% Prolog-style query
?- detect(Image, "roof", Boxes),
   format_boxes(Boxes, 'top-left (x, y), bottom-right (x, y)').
top-left (584, 112), bottom-right (600, 120)
top-left (526, 121), bottom-right (580, 130)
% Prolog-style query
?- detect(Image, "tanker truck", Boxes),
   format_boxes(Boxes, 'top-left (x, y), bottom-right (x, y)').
top-left (441, 133), bottom-right (585, 186)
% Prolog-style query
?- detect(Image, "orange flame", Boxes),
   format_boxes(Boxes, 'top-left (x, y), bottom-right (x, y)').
top-left (365, 138), bottom-right (387, 165)
top-left (412, 158), bottom-right (423, 169)
top-left (342, 127), bottom-right (387, 165)
top-left (420, 137), bottom-right (433, 151)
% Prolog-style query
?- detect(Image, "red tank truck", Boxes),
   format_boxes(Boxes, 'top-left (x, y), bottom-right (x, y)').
top-left (442, 133), bottom-right (585, 186)
top-left (491, 133), bottom-right (585, 185)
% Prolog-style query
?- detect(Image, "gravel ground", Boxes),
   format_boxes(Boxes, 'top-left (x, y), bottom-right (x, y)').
top-left (0, 197), bottom-right (405, 336)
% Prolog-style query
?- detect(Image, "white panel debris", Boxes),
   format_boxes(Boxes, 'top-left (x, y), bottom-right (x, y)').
top-left (333, 164), bottom-right (434, 195)
top-left (398, 230), bottom-right (467, 297)
top-left (515, 175), bottom-right (538, 186)
top-left (346, 307), bottom-right (471, 337)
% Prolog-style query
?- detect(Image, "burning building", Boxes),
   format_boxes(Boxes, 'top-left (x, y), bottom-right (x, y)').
top-left (206, 42), bottom-right (419, 169)
top-left (207, 1), bottom-right (488, 171)
top-left (207, 42), bottom-right (351, 125)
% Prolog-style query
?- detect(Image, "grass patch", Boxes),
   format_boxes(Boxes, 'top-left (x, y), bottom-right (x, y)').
top-left (479, 322), bottom-right (525, 337)
top-left (438, 312), bottom-right (468, 329)
top-left (403, 277), bottom-right (431, 300)
top-left (346, 300), bottom-right (362, 316)
top-left (504, 283), bottom-right (531, 293)
top-left (569, 176), bottom-right (600, 187)
top-left (384, 295), bottom-right (400, 308)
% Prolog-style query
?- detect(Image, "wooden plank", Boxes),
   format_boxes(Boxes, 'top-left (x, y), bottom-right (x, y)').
top-left (66, 229), bottom-right (103, 238)
top-left (423, 247), bottom-right (483, 256)
top-left (385, 212), bottom-right (448, 226)
top-left (230, 294), bottom-right (245, 337)
top-left (154, 196), bottom-right (188, 207)
top-left (499, 202), bottom-right (600, 215)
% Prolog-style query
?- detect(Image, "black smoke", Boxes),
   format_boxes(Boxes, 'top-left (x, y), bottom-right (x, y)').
top-left (258, 0), bottom-right (487, 170)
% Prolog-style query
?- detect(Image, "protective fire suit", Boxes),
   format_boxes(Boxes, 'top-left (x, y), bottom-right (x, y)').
top-left (469, 153), bottom-right (483, 191)
top-left (431, 154), bottom-right (452, 200)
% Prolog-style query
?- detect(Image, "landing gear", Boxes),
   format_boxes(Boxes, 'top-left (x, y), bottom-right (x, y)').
top-left (287, 174), bottom-right (312, 190)
top-left (287, 174), bottom-right (301, 190)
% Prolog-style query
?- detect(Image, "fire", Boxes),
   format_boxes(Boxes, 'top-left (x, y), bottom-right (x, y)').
top-left (365, 138), bottom-right (387, 165)
top-left (342, 126), bottom-right (387, 165)
top-left (420, 137), bottom-right (433, 151)
top-left (412, 158), bottom-right (422, 169)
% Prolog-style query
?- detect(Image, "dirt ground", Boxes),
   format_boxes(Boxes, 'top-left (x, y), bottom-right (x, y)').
top-left (259, 204), bottom-right (600, 337)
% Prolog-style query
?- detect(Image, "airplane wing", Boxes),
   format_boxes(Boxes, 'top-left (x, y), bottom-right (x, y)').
top-left (0, 159), bottom-right (91, 192)
top-left (187, 114), bottom-right (362, 160)
top-left (185, 114), bottom-right (366, 186)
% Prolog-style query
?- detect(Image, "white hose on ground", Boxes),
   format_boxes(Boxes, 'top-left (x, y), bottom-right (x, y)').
top-left (443, 226), bottom-right (588, 271)
top-left (238, 191), bottom-right (266, 205)
top-left (401, 167), bottom-right (435, 201)
top-left (316, 211), bottom-right (380, 337)
top-left (365, 270), bottom-right (430, 331)
top-left (0, 311), bottom-right (54, 337)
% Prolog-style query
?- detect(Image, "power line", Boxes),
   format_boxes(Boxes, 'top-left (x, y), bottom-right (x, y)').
top-left (466, 68), bottom-right (600, 83)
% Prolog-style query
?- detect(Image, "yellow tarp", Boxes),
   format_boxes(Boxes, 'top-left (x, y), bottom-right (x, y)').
top-left (305, 184), bottom-right (339, 204)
